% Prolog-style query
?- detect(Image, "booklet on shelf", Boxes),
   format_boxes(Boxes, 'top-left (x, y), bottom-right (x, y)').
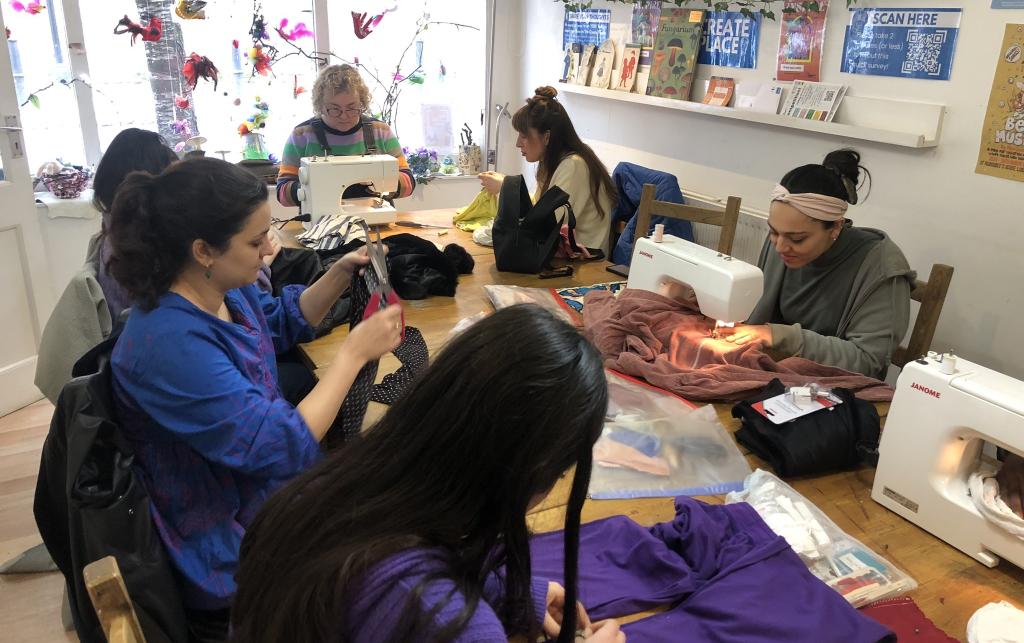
top-left (780, 80), bottom-right (847, 123)
top-left (735, 81), bottom-right (785, 113)
top-left (703, 76), bottom-right (735, 107)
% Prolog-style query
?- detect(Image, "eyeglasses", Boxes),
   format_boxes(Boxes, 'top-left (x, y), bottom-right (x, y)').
top-left (324, 106), bottom-right (362, 118)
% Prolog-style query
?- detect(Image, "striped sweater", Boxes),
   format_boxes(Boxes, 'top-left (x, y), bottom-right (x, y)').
top-left (276, 117), bottom-right (416, 207)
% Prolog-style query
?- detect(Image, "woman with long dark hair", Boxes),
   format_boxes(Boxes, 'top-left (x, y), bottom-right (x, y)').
top-left (107, 157), bottom-right (403, 639)
top-left (479, 86), bottom-right (617, 253)
top-left (233, 305), bottom-right (624, 643)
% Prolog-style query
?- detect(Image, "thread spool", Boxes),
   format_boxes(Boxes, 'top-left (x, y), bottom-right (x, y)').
top-left (653, 223), bottom-right (665, 243)
top-left (939, 353), bottom-right (957, 375)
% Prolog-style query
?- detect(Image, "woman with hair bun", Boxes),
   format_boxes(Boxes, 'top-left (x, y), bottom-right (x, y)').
top-left (106, 156), bottom-right (403, 639)
top-left (478, 86), bottom-right (617, 253)
top-left (720, 150), bottom-right (915, 379)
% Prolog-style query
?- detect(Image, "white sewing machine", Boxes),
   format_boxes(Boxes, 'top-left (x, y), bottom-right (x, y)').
top-left (872, 352), bottom-right (1024, 570)
top-left (626, 234), bottom-right (764, 326)
top-left (296, 154), bottom-right (399, 226)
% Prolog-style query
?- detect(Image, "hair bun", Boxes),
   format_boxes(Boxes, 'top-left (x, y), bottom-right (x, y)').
top-left (534, 86), bottom-right (558, 100)
top-left (822, 149), bottom-right (863, 204)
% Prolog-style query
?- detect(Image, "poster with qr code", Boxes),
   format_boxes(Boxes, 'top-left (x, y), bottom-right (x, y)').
top-left (841, 8), bottom-right (961, 81)
top-left (563, 9), bottom-right (611, 51)
top-left (976, 25), bottom-right (1024, 182)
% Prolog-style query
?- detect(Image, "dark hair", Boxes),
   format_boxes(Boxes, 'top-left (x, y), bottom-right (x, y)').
top-left (91, 128), bottom-right (178, 214)
top-left (779, 149), bottom-right (870, 227)
top-left (233, 305), bottom-right (609, 643)
top-left (107, 157), bottom-right (268, 310)
top-left (512, 86), bottom-right (617, 219)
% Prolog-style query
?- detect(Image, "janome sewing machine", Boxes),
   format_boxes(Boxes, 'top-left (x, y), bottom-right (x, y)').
top-left (872, 352), bottom-right (1024, 570)
top-left (296, 154), bottom-right (399, 226)
top-left (626, 233), bottom-right (764, 331)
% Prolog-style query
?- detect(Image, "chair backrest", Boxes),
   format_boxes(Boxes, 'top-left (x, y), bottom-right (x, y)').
top-left (891, 263), bottom-right (954, 368)
top-left (631, 183), bottom-right (741, 257)
top-left (84, 556), bottom-right (146, 643)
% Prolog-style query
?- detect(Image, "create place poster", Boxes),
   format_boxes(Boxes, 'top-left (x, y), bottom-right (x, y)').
top-left (776, 0), bottom-right (829, 82)
top-left (699, 11), bottom-right (760, 69)
top-left (977, 24), bottom-right (1024, 183)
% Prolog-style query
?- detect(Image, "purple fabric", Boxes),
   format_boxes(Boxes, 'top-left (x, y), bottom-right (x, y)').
top-left (95, 231), bottom-right (133, 321)
top-left (346, 547), bottom-right (550, 642)
top-left (530, 497), bottom-right (894, 643)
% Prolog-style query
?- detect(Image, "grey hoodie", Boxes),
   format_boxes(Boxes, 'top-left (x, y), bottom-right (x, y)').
top-left (747, 225), bottom-right (915, 380)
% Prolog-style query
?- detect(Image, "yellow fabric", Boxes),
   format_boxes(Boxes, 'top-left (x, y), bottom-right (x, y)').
top-left (453, 189), bottom-right (497, 231)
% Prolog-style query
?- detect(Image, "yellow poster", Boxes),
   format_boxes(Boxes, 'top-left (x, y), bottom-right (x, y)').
top-left (976, 24), bottom-right (1024, 182)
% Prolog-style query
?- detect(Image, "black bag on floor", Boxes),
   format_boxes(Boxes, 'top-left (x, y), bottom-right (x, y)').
top-left (732, 379), bottom-right (881, 478)
top-left (492, 174), bottom-right (575, 274)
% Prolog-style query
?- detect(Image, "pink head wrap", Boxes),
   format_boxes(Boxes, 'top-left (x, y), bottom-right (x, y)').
top-left (770, 184), bottom-right (848, 222)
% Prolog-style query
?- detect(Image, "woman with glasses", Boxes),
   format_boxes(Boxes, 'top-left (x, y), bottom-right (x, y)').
top-left (276, 64), bottom-right (416, 208)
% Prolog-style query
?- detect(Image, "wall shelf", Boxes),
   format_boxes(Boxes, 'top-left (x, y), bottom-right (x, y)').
top-left (557, 83), bottom-right (945, 149)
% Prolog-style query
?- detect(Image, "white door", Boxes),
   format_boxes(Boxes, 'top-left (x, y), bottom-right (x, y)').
top-left (0, 9), bottom-right (55, 416)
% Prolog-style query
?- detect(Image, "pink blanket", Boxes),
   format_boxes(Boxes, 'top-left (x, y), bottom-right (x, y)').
top-left (582, 289), bottom-right (894, 403)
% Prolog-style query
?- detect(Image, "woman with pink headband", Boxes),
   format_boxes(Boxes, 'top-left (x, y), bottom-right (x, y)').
top-left (721, 150), bottom-right (914, 380)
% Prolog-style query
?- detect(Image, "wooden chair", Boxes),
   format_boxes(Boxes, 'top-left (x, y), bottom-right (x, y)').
top-left (84, 556), bottom-right (145, 643)
top-left (632, 183), bottom-right (742, 258)
top-left (891, 263), bottom-right (955, 368)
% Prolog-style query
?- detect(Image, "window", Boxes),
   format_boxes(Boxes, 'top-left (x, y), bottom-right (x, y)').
top-left (326, 0), bottom-right (486, 155)
top-left (78, 0), bottom-right (317, 161)
top-left (6, 0), bottom-right (489, 172)
top-left (6, 1), bottom-right (86, 170)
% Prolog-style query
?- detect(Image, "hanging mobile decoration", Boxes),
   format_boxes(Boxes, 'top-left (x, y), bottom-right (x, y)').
top-left (10, 1), bottom-right (45, 14)
top-left (237, 97), bottom-right (269, 136)
top-left (292, 75), bottom-right (306, 99)
top-left (182, 52), bottom-right (219, 90)
top-left (248, 46), bottom-right (272, 77)
top-left (171, 119), bottom-right (193, 138)
top-left (351, 7), bottom-right (396, 40)
top-left (174, 95), bottom-right (190, 109)
top-left (113, 15), bottom-right (163, 45)
top-left (232, 39), bottom-right (240, 49)
top-left (249, 11), bottom-right (269, 41)
top-left (174, 0), bottom-right (207, 20)
top-left (278, 18), bottom-right (313, 42)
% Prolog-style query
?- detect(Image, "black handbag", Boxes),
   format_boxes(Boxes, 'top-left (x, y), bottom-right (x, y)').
top-left (492, 174), bottom-right (576, 274)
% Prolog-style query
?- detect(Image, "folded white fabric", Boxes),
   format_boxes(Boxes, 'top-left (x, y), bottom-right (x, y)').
top-left (967, 600), bottom-right (1024, 643)
top-left (968, 464), bottom-right (1024, 539)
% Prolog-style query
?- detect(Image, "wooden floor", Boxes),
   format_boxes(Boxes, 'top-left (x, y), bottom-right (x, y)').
top-left (0, 400), bottom-right (77, 642)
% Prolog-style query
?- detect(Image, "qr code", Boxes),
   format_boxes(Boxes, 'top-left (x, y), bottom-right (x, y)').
top-left (902, 30), bottom-right (947, 76)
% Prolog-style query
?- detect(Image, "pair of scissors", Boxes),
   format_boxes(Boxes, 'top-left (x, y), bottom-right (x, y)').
top-left (358, 220), bottom-right (405, 339)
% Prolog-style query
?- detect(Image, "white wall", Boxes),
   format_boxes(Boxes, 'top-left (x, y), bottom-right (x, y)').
top-left (514, 0), bottom-right (1024, 378)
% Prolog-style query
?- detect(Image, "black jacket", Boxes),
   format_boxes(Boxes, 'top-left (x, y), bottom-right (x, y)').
top-left (33, 334), bottom-right (189, 643)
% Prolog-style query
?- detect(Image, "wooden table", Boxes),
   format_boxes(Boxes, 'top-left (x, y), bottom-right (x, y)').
top-left (295, 209), bottom-right (1024, 640)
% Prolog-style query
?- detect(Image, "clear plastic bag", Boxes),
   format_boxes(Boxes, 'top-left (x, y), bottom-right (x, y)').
top-left (588, 372), bottom-right (752, 499)
top-left (483, 285), bottom-right (577, 326)
top-left (726, 469), bottom-right (917, 607)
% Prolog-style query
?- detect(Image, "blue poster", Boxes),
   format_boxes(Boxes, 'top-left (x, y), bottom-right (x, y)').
top-left (698, 12), bottom-right (761, 69)
top-left (841, 8), bottom-right (961, 81)
top-left (562, 9), bottom-right (611, 51)
top-left (992, 1), bottom-right (1024, 8)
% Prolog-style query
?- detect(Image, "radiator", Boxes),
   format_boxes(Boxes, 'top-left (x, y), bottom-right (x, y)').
top-left (681, 189), bottom-right (769, 265)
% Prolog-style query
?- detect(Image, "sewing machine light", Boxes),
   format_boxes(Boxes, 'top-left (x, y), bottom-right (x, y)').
top-left (712, 320), bottom-right (734, 339)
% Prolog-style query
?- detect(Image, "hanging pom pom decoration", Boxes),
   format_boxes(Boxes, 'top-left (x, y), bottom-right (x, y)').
top-left (113, 15), bottom-right (163, 45)
top-left (182, 52), bottom-right (219, 90)
top-left (248, 46), bottom-right (271, 77)
top-left (10, 1), bottom-right (45, 15)
top-left (292, 75), bottom-right (306, 99)
top-left (174, 95), bottom-right (190, 109)
top-left (171, 119), bottom-right (193, 138)
top-left (174, 0), bottom-right (206, 20)
top-left (249, 13), bottom-right (269, 41)
top-left (232, 39), bottom-right (239, 49)
top-left (278, 18), bottom-right (313, 42)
